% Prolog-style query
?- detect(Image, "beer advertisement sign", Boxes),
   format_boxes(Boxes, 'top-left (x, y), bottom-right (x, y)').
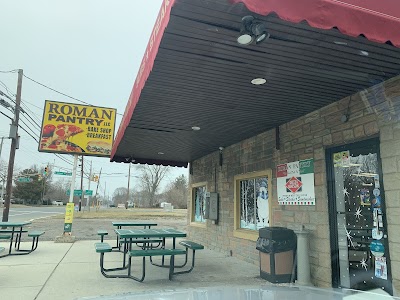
top-left (39, 100), bottom-right (117, 157)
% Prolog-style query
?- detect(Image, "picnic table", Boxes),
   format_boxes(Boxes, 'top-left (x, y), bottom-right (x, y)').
top-left (116, 228), bottom-right (186, 265)
top-left (110, 221), bottom-right (158, 250)
top-left (0, 221), bottom-right (31, 256)
top-left (95, 228), bottom-right (204, 281)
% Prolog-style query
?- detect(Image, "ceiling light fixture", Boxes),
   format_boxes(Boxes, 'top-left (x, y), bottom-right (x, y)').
top-left (251, 78), bottom-right (267, 85)
top-left (237, 16), bottom-right (270, 46)
top-left (158, 152), bottom-right (164, 155)
top-left (191, 126), bottom-right (201, 131)
top-left (359, 50), bottom-right (369, 56)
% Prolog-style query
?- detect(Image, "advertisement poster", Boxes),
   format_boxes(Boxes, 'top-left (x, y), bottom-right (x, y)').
top-left (277, 159), bottom-right (315, 205)
top-left (375, 257), bottom-right (388, 280)
top-left (39, 101), bottom-right (117, 157)
top-left (63, 203), bottom-right (74, 233)
top-left (333, 150), bottom-right (350, 167)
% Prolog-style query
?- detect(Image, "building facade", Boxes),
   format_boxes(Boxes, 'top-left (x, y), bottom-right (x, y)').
top-left (187, 75), bottom-right (400, 293)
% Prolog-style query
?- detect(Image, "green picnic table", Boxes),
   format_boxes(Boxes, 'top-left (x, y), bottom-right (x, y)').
top-left (111, 221), bottom-right (158, 250)
top-left (0, 221), bottom-right (31, 256)
top-left (96, 228), bottom-right (187, 281)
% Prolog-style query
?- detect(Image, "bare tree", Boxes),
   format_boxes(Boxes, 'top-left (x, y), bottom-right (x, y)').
top-left (112, 187), bottom-right (135, 205)
top-left (163, 175), bottom-right (188, 208)
top-left (136, 165), bottom-right (169, 207)
top-left (45, 179), bottom-right (69, 204)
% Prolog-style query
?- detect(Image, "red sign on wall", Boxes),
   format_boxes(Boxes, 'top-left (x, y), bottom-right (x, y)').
top-left (285, 176), bottom-right (303, 193)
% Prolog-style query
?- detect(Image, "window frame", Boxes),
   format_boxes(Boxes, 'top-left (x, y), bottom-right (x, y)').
top-left (233, 170), bottom-right (272, 241)
top-left (190, 182), bottom-right (208, 228)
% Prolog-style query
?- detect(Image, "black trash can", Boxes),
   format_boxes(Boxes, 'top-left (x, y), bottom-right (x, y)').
top-left (256, 227), bottom-right (296, 283)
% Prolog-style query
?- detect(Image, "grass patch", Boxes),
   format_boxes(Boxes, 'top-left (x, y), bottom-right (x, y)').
top-left (52, 208), bottom-right (188, 219)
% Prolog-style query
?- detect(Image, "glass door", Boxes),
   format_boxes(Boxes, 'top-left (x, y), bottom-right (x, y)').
top-left (326, 138), bottom-right (392, 294)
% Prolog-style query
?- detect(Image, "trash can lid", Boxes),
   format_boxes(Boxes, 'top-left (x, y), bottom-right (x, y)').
top-left (259, 227), bottom-right (295, 240)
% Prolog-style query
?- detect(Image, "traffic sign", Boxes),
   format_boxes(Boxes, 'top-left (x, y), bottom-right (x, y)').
top-left (66, 190), bottom-right (93, 196)
top-left (66, 190), bottom-right (82, 196)
top-left (17, 177), bottom-right (33, 183)
top-left (55, 171), bottom-right (72, 176)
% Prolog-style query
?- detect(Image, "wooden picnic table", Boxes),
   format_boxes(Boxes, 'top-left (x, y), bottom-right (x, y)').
top-left (0, 221), bottom-right (31, 256)
top-left (111, 221), bottom-right (158, 250)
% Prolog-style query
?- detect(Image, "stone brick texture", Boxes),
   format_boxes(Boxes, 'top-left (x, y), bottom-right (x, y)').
top-left (188, 75), bottom-right (400, 291)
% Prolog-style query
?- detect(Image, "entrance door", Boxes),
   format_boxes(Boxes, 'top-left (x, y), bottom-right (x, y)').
top-left (326, 138), bottom-right (392, 294)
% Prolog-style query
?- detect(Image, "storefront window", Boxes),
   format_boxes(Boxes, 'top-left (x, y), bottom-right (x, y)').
top-left (193, 185), bottom-right (206, 223)
top-left (234, 170), bottom-right (272, 240)
top-left (239, 177), bottom-right (269, 230)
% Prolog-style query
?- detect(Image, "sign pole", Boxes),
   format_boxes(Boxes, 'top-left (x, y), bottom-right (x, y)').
top-left (87, 160), bottom-right (92, 212)
top-left (59, 154), bottom-right (79, 238)
top-left (68, 155), bottom-right (79, 204)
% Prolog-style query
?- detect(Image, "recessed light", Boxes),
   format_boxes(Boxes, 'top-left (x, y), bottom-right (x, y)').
top-left (251, 78), bottom-right (267, 85)
top-left (191, 126), bottom-right (201, 131)
top-left (334, 41), bottom-right (348, 45)
top-left (158, 152), bottom-right (164, 155)
top-left (359, 50), bottom-right (369, 56)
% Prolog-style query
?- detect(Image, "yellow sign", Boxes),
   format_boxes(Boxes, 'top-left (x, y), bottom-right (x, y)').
top-left (64, 203), bottom-right (74, 223)
top-left (39, 100), bottom-right (117, 157)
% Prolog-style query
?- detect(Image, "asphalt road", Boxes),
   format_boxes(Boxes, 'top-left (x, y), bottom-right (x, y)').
top-left (0, 206), bottom-right (65, 222)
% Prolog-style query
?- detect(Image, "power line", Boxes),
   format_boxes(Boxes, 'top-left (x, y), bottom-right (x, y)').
top-left (0, 110), bottom-right (13, 121)
top-left (0, 81), bottom-right (15, 98)
top-left (21, 98), bottom-right (42, 110)
top-left (0, 70), bottom-right (18, 73)
top-left (23, 74), bottom-right (91, 106)
top-left (20, 101), bottom-right (42, 125)
top-left (23, 73), bottom-right (123, 116)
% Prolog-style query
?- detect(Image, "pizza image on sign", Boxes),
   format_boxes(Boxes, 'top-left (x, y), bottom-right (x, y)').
top-left (286, 176), bottom-right (303, 193)
top-left (39, 101), bottom-right (116, 157)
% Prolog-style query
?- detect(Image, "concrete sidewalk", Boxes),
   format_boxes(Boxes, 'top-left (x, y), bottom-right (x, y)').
top-left (0, 240), bottom-right (267, 300)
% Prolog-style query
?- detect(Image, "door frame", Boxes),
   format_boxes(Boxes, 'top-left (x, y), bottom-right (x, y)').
top-left (325, 137), bottom-right (392, 290)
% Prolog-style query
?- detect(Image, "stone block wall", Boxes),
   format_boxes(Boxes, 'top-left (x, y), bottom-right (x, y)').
top-left (187, 75), bottom-right (400, 291)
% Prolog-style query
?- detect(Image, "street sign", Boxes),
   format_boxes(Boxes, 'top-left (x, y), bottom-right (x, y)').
top-left (17, 177), bottom-right (33, 183)
top-left (66, 190), bottom-right (93, 196)
top-left (66, 190), bottom-right (82, 196)
top-left (55, 171), bottom-right (72, 176)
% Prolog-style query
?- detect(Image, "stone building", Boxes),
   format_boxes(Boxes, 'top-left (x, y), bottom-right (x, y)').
top-left (111, 0), bottom-right (400, 295)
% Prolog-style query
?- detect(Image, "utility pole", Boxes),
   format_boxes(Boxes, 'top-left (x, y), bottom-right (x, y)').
top-left (0, 137), bottom-right (4, 157)
top-left (127, 163), bottom-right (131, 205)
top-left (2, 69), bottom-right (22, 222)
top-left (95, 168), bottom-right (102, 210)
top-left (87, 160), bottom-right (92, 212)
top-left (79, 156), bottom-right (84, 211)
top-left (104, 181), bottom-right (107, 207)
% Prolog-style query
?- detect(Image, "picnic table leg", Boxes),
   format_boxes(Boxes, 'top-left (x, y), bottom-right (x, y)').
top-left (162, 237), bottom-right (166, 266)
top-left (16, 227), bottom-right (23, 250)
top-left (8, 228), bottom-right (15, 254)
top-left (117, 226), bottom-right (121, 250)
top-left (122, 238), bottom-right (127, 267)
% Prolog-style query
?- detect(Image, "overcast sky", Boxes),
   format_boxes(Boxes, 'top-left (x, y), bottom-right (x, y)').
top-left (0, 0), bottom-right (187, 199)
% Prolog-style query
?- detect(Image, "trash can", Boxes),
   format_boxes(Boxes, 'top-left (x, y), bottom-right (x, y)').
top-left (256, 227), bottom-right (296, 283)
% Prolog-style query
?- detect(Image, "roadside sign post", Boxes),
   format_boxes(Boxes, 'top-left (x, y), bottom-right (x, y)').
top-left (64, 154), bottom-right (78, 236)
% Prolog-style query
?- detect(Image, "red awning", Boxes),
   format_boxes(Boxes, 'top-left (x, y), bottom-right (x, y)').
top-left (110, 0), bottom-right (400, 162)
top-left (231, 0), bottom-right (400, 47)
